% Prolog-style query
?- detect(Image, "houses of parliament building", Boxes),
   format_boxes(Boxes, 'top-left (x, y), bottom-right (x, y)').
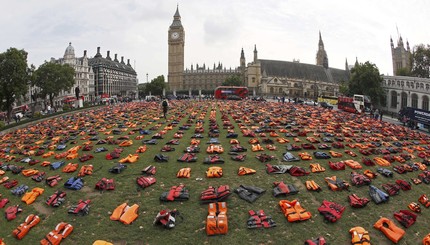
top-left (167, 6), bottom-right (349, 98)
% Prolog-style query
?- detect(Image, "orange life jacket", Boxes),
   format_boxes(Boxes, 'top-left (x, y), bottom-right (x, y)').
top-left (21, 187), bottom-right (44, 205)
top-left (310, 163), bottom-right (325, 173)
top-left (373, 217), bottom-right (405, 243)
top-left (62, 163), bottom-right (78, 173)
top-left (349, 226), bottom-right (370, 245)
top-left (110, 203), bottom-right (139, 225)
top-left (78, 165), bottom-right (93, 177)
top-left (177, 168), bottom-right (191, 178)
top-left (238, 166), bottom-right (256, 176)
top-left (252, 144), bottom-right (264, 152)
top-left (299, 152), bottom-right (312, 160)
top-left (279, 199), bottom-right (311, 222)
top-left (206, 202), bottom-right (228, 235)
top-left (12, 214), bottom-right (40, 240)
top-left (40, 222), bottom-right (74, 245)
top-left (22, 169), bottom-right (39, 177)
top-left (206, 166), bottom-right (223, 178)
top-left (305, 180), bottom-right (321, 191)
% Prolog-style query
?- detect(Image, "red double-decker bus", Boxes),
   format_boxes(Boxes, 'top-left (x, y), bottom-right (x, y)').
top-left (214, 86), bottom-right (248, 100)
top-left (338, 94), bottom-right (370, 113)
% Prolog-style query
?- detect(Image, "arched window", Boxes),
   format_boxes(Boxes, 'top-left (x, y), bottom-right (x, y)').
top-left (421, 83), bottom-right (424, 89)
top-left (411, 93), bottom-right (418, 108)
top-left (401, 92), bottom-right (408, 109)
top-left (390, 91), bottom-right (397, 108)
top-left (426, 84), bottom-right (429, 90)
top-left (423, 96), bottom-right (429, 111)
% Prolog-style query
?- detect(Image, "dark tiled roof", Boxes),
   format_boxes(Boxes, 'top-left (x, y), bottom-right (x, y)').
top-left (259, 59), bottom-right (349, 83)
top-left (89, 56), bottom-right (136, 75)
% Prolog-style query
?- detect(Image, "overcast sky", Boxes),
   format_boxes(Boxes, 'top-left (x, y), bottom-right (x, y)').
top-left (1, 0), bottom-right (429, 83)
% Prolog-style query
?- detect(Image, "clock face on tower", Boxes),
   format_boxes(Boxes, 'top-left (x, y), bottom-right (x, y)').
top-left (171, 32), bottom-right (179, 39)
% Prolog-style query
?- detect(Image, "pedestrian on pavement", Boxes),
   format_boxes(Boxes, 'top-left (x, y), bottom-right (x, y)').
top-left (161, 98), bottom-right (169, 119)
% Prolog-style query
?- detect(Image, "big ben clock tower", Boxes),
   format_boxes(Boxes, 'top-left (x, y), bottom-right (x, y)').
top-left (168, 5), bottom-right (185, 92)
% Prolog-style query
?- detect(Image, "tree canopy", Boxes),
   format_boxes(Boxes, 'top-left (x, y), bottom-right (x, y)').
top-left (0, 48), bottom-right (30, 120)
top-left (411, 44), bottom-right (430, 78)
top-left (348, 61), bottom-right (385, 106)
top-left (33, 62), bottom-right (75, 107)
top-left (145, 75), bottom-right (166, 96)
top-left (222, 74), bottom-right (243, 86)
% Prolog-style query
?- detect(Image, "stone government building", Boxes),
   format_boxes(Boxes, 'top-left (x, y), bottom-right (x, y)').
top-left (167, 6), bottom-right (350, 98)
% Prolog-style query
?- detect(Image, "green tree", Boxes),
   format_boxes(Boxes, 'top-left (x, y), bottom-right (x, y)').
top-left (348, 61), bottom-right (385, 106)
top-left (138, 83), bottom-right (147, 99)
top-left (396, 67), bottom-right (412, 76)
top-left (0, 48), bottom-right (30, 121)
top-left (33, 62), bottom-right (75, 107)
top-left (222, 74), bottom-right (242, 86)
top-left (411, 44), bottom-right (430, 78)
top-left (146, 75), bottom-right (166, 96)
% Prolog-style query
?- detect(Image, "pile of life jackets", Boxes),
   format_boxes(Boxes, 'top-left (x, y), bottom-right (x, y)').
top-left (350, 171), bottom-right (371, 186)
top-left (305, 180), bottom-right (322, 192)
top-left (349, 226), bottom-right (370, 245)
top-left (78, 165), bottom-right (94, 177)
top-left (177, 168), bottom-right (191, 178)
top-left (273, 181), bottom-right (298, 197)
top-left (369, 185), bottom-right (389, 204)
top-left (153, 209), bottom-right (182, 229)
top-left (325, 176), bottom-right (349, 191)
top-left (68, 199), bottom-right (91, 216)
top-left (136, 176), bottom-right (156, 189)
top-left (40, 222), bottom-right (74, 245)
top-left (373, 217), bottom-right (405, 243)
top-left (304, 236), bottom-right (327, 245)
top-left (234, 185), bottom-right (266, 203)
top-left (206, 202), bottom-right (228, 235)
top-left (247, 210), bottom-right (276, 229)
top-left (110, 203), bottom-right (139, 225)
top-left (200, 185), bottom-right (231, 203)
top-left (206, 166), bottom-right (223, 178)
top-left (64, 177), bottom-right (84, 190)
top-left (177, 153), bottom-right (198, 162)
top-left (394, 209), bottom-right (417, 228)
top-left (95, 178), bottom-right (115, 191)
top-left (279, 199), bottom-right (311, 222)
top-left (21, 187), bottom-right (44, 205)
top-left (317, 200), bottom-right (345, 223)
top-left (12, 214), bottom-right (40, 240)
top-left (237, 166), bottom-right (256, 176)
top-left (46, 190), bottom-right (67, 207)
top-left (348, 194), bottom-right (370, 208)
top-left (159, 184), bottom-right (190, 202)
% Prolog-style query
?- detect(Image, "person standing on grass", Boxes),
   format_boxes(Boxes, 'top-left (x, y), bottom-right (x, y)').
top-left (161, 98), bottom-right (169, 119)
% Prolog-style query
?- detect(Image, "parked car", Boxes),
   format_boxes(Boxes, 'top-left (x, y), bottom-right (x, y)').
top-left (320, 102), bottom-right (334, 109)
top-left (304, 100), bottom-right (318, 106)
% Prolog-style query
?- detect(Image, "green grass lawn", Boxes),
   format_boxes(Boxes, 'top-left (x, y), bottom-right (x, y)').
top-left (0, 100), bottom-right (429, 245)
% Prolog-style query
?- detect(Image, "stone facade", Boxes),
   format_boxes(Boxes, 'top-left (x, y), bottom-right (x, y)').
top-left (391, 36), bottom-right (412, 75)
top-left (183, 64), bottom-right (240, 92)
top-left (49, 42), bottom-right (94, 106)
top-left (88, 47), bottom-right (138, 99)
top-left (382, 75), bottom-right (430, 114)
top-left (168, 6), bottom-right (185, 92)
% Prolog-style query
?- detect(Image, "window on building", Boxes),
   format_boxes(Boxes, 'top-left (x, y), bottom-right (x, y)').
top-left (401, 92), bottom-right (408, 109)
top-left (270, 87), bottom-right (274, 94)
top-left (421, 83), bottom-right (424, 89)
top-left (252, 77), bottom-right (255, 84)
top-left (390, 91), bottom-right (397, 108)
top-left (423, 96), bottom-right (429, 111)
top-left (412, 93), bottom-right (418, 108)
top-left (427, 84), bottom-right (429, 90)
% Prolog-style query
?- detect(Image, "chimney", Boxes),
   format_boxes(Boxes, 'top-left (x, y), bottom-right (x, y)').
top-left (94, 47), bottom-right (102, 58)
top-left (121, 56), bottom-right (125, 64)
top-left (114, 54), bottom-right (118, 62)
top-left (106, 51), bottom-right (111, 60)
top-left (127, 59), bottom-right (131, 66)
top-left (83, 50), bottom-right (87, 56)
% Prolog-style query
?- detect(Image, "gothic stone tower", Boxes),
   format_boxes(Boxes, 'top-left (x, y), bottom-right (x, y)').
top-left (391, 36), bottom-right (411, 75)
top-left (168, 6), bottom-right (185, 92)
top-left (316, 31), bottom-right (329, 69)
